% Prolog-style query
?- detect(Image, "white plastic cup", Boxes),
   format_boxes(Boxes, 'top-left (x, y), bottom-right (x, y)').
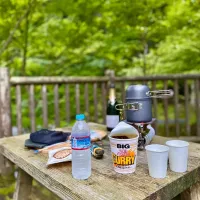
top-left (145, 144), bottom-right (169, 178)
top-left (108, 134), bottom-right (139, 174)
top-left (166, 140), bottom-right (189, 173)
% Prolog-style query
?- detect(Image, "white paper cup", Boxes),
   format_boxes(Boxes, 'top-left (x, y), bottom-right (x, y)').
top-left (166, 140), bottom-right (189, 173)
top-left (108, 134), bottom-right (139, 174)
top-left (145, 144), bottom-right (169, 178)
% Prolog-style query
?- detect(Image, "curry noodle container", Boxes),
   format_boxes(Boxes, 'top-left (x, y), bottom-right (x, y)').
top-left (108, 122), bottom-right (139, 174)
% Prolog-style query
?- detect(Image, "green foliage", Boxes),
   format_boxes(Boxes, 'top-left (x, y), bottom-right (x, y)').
top-left (146, 0), bottom-right (200, 74)
top-left (0, 172), bottom-right (15, 199)
top-left (0, 0), bottom-right (199, 76)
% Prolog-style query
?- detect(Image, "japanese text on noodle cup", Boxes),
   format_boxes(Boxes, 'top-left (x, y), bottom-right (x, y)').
top-left (108, 134), bottom-right (139, 174)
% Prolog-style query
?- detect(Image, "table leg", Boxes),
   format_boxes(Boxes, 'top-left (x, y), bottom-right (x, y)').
top-left (13, 168), bottom-right (33, 200)
top-left (181, 181), bottom-right (200, 200)
top-left (0, 156), bottom-right (13, 175)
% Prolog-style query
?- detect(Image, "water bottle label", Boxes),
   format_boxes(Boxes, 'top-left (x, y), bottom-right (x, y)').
top-left (71, 136), bottom-right (91, 150)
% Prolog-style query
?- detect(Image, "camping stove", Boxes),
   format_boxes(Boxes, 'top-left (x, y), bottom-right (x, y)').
top-left (115, 84), bottom-right (173, 150)
top-left (125, 119), bottom-right (156, 150)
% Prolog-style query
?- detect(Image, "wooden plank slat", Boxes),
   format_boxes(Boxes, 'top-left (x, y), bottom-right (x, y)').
top-left (16, 85), bottom-right (22, 134)
top-left (93, 83), bottom-right (98, 123)
top-left (120, 81), bottom-right (125, 121)
top-left (174, 79), bottom-right (180, 137)
top-left (75, 84), bottom-right (80, 114)
top-left (114, 74), bottom-right (200, 82)
top-left (11, 76), bottom-right (109, 85)
top-left (164, 80), bottom-right (169, 137)
top-left (54, 84), bottom-right (60, 127)
top-left (121, 81), bottom-right (125, 103)
top-left (142, 80), bottom-right (147, 85)
top-left (29, 84), bottom-right (35, 132)
top-left (184, 80), bottom-right (190, 136)
top-left (195, 79), bottom-right (200, 136)
top-left (84, 83), bottom-right (89, 121)
top-left (101, 82), bottom-right (107, 124)
top-left (65, 84), bottom-right (70, 123)
top-left (152, 81), bottom-right (158, 134)
top-left (42, 85), bottom-right (48, 128)
top-left (10, 74), bottom-right (200, 85)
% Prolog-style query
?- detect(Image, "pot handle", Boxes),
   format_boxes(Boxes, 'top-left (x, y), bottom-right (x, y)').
top-left (115, 104), bottom-right (125, 121)
top-left (146, 89), bottom-right (174, 98)
top-left (115, 104), bottom-right (125, 110)
top-left (115, 103), bottom-right (142, 111)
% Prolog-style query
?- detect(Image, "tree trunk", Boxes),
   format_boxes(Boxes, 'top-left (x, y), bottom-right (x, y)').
top-left (21, 9), bottom-right (30, 75)
top-left (0, 5), bottom-right (32, 57)
top-left (143, 42), bottom-right (148, 76)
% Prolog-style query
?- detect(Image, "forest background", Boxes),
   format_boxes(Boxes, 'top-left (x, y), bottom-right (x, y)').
top-left (1, 0), bottom-right (200, 77)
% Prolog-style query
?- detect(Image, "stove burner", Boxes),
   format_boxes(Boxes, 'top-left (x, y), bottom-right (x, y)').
top-left (123, 119), bottom-right (156, 150)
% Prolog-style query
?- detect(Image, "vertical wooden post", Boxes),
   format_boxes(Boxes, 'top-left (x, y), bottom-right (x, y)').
top-left (75, 84), bottom-right (80, 114)
top-left (164, 80), bottom-right (169, 137)
top-left (105, 69), bottom-right (115, 86)
top-left (101, 82), bottom-right (107, 124)
top-left (65, 84), bottom-right (70, 123)
top-left (121, 81), bottom-right (125, 103)
top-left (152, 80), bottom-right (158, 133)
top-left (0, 67), bottom-right (12, 173)
top-left (0, 67), bottom-right (12, 137)
top-left (195, 79), bottom-right (200, 136)
top-left (29, 84), bottom-right (35, 132)
top-left (104, 70), bottom-right (115, 98)
top-left (54, 84), bottom-right (60, 127)
top-left (93, 83), bottom-right (98, 123)
top-left (184, 80), bottom-right (190, 136)
top-left (13, 169), bottom-right (33, 200)
top-left (174, 79), bottom-right (180, 137)
top-left (104, 70), bottom-right (115, 124)
top-left (42, 85), bottom-right (48, 128)
top-left (84, 83), bottom-right (89, 121)
top-left (16, 85), bottom-right (22, 134)
top-left (181, 182), bottom-right (200, 200)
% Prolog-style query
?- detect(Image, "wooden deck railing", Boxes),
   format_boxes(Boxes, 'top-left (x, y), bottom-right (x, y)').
top-left (0, 67), bottom-right (200, 140)
top-left (11, 76), bottom-right (109, 133)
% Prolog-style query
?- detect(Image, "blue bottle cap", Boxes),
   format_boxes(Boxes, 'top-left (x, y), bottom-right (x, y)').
top-left (76, 114), bottom-right (85, 120)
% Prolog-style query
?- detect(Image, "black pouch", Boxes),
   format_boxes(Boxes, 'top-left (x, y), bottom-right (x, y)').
top-left (30, 129), bottom-right (71, 145)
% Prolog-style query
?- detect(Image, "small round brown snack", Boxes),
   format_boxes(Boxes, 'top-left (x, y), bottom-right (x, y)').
top-left (53, 149), bottom-right (72, 159)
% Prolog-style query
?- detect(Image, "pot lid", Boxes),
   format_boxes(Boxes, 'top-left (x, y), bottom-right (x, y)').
top-left (126, 85), bottom-right (150, 99)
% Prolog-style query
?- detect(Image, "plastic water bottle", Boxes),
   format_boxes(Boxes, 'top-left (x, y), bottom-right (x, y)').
top-left (71, 114), bottom-right (91, 179)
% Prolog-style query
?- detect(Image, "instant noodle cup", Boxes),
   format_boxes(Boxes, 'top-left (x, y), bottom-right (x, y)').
top-left (108, 122), bottom-right (139, 174)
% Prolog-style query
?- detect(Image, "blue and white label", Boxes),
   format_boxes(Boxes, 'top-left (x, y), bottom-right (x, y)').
top-left (71, 136), bottom-right (91, 150)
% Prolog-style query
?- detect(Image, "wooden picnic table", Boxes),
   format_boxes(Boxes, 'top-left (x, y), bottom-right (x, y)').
top-left (0, 123), bottom-right (200, 200)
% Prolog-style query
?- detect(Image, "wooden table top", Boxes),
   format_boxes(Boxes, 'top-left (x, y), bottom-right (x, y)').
top-left (0, 124), bottom-right (200, 200)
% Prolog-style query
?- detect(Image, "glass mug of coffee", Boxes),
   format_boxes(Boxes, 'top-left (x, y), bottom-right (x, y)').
top-left (108, 133), bottom-right (139, 174)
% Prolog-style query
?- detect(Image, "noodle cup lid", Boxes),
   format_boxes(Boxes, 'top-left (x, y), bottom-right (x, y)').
top-left (109, 121), bottom-right (139, 139)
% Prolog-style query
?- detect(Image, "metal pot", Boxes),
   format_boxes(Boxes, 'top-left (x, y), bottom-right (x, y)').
top-left (116, 85), bottom-right (173, 123)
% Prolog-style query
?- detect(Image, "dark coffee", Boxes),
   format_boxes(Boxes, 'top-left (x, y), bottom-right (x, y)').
top-left (111, 133), bottom-right (138, 139)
